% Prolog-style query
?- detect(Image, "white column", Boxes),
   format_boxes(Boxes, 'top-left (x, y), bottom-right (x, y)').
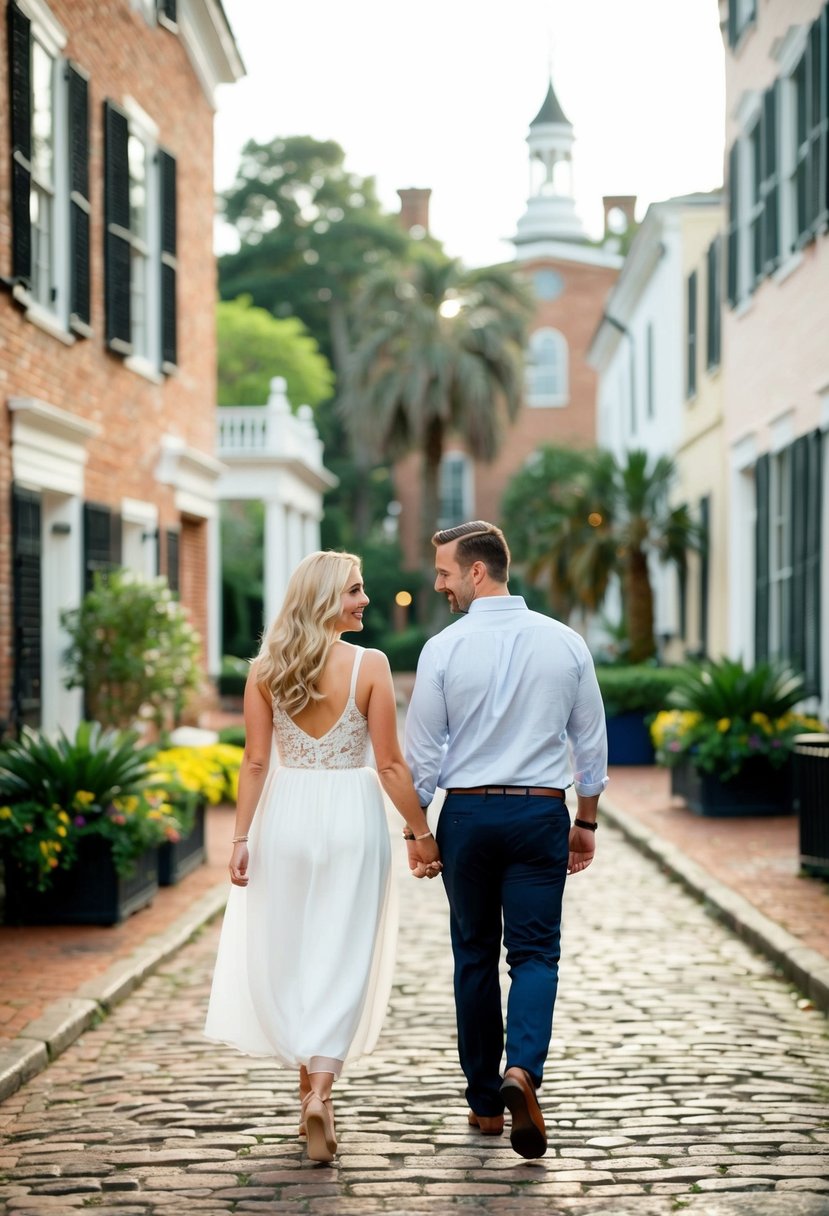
top-left (264, 498), bottom-right (289, 629)
top-left (286, 507), bottom-right (304, 577)
top-left (40, 492), bottom-right (83, 736)
top-left (207, 513), bottom-right (221, 677)
top-left (302, 512), bottom-right (320, 557)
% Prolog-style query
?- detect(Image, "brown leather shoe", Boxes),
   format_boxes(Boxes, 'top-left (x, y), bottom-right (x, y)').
top-left (499, 1067), bottom-right (546, 1158)
top-left (467, 1109), bottom-right (504, 1135)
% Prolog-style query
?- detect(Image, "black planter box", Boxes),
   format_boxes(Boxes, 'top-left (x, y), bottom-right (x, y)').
top-left (2, 836), bottom-right (158, 925)
top-left (793, 734), bottom-right (829, 878)
top-left (157, 801), bottom-right (206, 886)
top-left (670, 756), bottom-right (792, 817)
top-left (606, 712), bottom-right (656, 766)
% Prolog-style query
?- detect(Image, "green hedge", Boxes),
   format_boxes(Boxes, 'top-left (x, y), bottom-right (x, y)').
top-left (380, 628), bottom-right (429, 673)
top-left (218, 725), bottom-right (246, 748)
top-left (595, 665), bottom-right (678, 717)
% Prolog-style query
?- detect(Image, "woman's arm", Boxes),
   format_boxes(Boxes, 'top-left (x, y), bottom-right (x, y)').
top-left (364, 650), bottom-right (441, 875)
top-left (228, 665), bottom-right (273, 887)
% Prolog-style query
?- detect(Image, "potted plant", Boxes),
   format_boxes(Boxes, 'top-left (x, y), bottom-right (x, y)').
top-left (0, 722), bottom-right (182, 924)
top-left (150, 743), bottom-right (243, 885)
top-left (649, 658), bottom-right (825, 816)
top-left (596, 665), bottom-right (678, 765)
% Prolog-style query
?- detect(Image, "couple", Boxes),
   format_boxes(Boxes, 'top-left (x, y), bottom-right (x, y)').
top-left (204, 520), bottom-right (607, 1164)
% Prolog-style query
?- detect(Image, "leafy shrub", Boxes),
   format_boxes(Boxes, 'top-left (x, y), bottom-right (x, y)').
top-left (381, 628), bottom-right (430, 673)
top-left (61, 571), bottom-right (202, 730)
top-left (595, 665), bottom-right (678, 717)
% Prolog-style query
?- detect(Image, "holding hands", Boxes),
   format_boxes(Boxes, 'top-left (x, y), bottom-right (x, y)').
top-left (404, 830), bottom-right (443, 880)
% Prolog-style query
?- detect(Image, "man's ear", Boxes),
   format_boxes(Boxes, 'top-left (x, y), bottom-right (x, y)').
top-left (471, 560), bottom-right (487, 585)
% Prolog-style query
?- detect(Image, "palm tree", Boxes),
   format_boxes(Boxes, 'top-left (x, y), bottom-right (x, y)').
top-left (339, 255), bottom-right (533, 613)
top-left (505, 446), bottom-right (702, 662)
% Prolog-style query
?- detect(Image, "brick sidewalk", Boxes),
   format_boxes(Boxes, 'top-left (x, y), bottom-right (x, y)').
top-left (0, 803), bottom-right (234, 1040)
top-left (602, 766), bottom-right (829, 965)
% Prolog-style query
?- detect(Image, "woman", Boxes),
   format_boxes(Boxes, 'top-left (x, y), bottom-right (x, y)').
top-left (204, 551), bottom-right (440, 1163)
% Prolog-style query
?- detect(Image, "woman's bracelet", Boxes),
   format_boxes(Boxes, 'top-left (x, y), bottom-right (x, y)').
top-left (232, 834), bottom-right (249, 843)
top-left (402, 829), bottom-right (433, 841)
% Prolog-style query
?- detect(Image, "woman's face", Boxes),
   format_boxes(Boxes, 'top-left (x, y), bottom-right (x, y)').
top-left (336, 565), bottom-right (369, 633)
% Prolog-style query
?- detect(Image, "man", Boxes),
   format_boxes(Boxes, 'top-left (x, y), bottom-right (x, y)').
top-left (404, 520), bottom-right (606, 1159)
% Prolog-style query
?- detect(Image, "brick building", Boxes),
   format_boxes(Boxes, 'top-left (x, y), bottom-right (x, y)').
top-left (394, 81), bottom-right (623, 571)
top-left (0, 0), bottom-right (243, 736)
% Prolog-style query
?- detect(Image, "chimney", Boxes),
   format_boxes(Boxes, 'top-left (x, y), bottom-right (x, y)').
top-left (397, 187), bottom-right (431, 237)
top-left (602, 195), bottom-right (637, 238)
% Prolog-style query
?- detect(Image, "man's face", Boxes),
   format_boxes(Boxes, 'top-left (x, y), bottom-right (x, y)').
top-left (434, 541), bottom-right (476, 614)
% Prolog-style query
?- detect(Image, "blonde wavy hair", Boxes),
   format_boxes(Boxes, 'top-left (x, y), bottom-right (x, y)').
top-left (255, 550), bottom-right (362, 716)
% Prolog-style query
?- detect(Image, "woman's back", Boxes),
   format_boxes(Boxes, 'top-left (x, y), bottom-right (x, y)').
top-left (271, 643), bottom-right (370, 770)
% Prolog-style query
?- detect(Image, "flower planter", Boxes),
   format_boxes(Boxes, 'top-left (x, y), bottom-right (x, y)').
top-left (1, 836), bottom-right (158, 925)
top-left (157, 801), bottom-right (206, 886)
top-left (606, 712), bottom-right (656, 766)
top-left (793, 734), bottom-right (829, 878)
top-left (670, 756), bottom-right (792, 817)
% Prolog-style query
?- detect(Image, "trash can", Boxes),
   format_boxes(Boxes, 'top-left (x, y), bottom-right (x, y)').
top-left (793, 734), bottom-right (829, 878)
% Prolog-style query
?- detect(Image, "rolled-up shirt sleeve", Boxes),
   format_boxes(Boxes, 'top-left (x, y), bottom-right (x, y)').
top-left (404, 642), bottom-right (448, 808)
top-left (565, 646), bottom-right (609, 797)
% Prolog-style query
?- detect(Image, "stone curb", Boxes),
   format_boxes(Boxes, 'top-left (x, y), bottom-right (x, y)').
top-left (600, 795), bottom-right (829, 1014)
top-left (0, 879), bottom-right (229, 1103)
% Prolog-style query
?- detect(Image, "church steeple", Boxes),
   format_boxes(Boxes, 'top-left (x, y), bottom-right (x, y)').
top-left (514, 77), bottom-right (585, 253)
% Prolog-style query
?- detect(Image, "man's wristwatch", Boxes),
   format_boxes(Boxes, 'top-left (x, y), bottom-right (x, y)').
top-left (573, 818), bottom-right (598, 832)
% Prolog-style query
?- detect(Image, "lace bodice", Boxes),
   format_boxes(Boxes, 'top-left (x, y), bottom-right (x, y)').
top-left (273, 647), bottom-right (370, 769)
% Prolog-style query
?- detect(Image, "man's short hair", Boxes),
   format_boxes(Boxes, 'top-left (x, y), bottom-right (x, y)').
top-left (432, 520), bottom-right (510, 583)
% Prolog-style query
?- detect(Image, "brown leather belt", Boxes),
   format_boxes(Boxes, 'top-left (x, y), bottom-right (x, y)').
top-left (447, 786), bottom-right (566, 799)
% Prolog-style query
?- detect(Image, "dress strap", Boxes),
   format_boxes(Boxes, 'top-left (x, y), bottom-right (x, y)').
top-left (348, 646), bottom-right (365, 700)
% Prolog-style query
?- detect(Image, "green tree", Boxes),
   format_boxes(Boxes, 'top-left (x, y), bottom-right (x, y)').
top-left (504, 446), bottom-right (702, 662)
top-left (339, 255), bottom-right (533, 612)
top-left (218, 296), bottom-right (333, 409)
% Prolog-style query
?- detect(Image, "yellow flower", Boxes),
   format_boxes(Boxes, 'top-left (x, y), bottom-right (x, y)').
top-left (750, 712), bottom-right (771, 733)
top-left (0, 806), bottom-right (13, 820)
top-left (74, 790), bottom-right (95, 806)
top-left (716, 718), bottom-right (731, 733)
top-left (55, 825), bottom-right (67, 838)
top-left (57, 810), bottom-right (71, 824)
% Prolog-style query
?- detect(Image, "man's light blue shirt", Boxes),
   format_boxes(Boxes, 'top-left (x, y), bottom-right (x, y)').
top-left (404, 595), bottom-right (608, 808)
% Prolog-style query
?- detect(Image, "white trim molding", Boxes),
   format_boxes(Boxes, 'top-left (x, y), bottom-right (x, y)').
top-left (9, 397), bottom-right (98, 495)
top-left (156, 433), bottom-right (224, 519)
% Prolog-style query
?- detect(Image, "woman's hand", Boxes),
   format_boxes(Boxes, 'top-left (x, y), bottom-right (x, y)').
top-left (406, 835), bottom-right (442, 880)
top-left (229, 842), bottom-right (250, 886)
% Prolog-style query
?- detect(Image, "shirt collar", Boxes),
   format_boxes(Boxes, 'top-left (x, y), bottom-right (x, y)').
top-left (467, 595), bottom-right (527, 614)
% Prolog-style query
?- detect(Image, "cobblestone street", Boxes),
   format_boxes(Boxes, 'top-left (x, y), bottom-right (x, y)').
top-left (1, 817), bottom-right (828, 1216)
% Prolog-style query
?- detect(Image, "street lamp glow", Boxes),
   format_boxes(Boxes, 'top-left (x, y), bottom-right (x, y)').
top-left (395, 590), bottom-right (413, 607)
top-left (438, 297), bottom-right (462, 318)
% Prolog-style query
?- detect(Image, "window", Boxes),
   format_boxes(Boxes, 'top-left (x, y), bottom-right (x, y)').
top-left (788, 14), bottom-right (828, 252)
top-left (104, 100), bottom-right (177, 371)
top-left (748, 118), bottom-right (763, 289)
top-left (686, 271), bottom-right (697, 398)
top-left (705, 237), bottom-right (722, 369)
top-left (698, 496), bottom-right (710, 657)
top-left (727, 0), bottom-right (756, 48)
top-left (439, 453), bottom-right (472, 529)
top-left (526, 328), bottom-right (568, 407)
top-left (769, 448), bottom-right (793, 659)
top-left (6, 1), bottom-right (90, 336)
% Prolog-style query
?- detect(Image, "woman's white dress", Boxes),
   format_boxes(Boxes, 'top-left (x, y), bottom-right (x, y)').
top-left (204, 647), bottom-right (397, 1072)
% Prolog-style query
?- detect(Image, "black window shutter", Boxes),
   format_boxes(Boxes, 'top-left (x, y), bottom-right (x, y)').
top-left (754, 454), bottom-right (770, 664)
top-left (790, 436), bottom-right (808, 677)
top-left (761, 83), bottom-right (780, 274)
top-left (159, 148), bottom-right (178, 369)
top-left (803, 430), bottom-right (823, 697)
top-left (807, 14), bottom-right (825, 236)
top-left (8, 2), bottom-right (32, 286)
top-left (67, 63), bottom-right (91, 334)
top-left (104, 100), bottom-right (132, 354)
top-left (698, 495), bottom-right (710, 657)
top-left (706, 237), bottom-right (721, 369)
top-left (166, 528), bottom-right (180, 594)
top-left (158, 0), bottom-right (177, 24)
top-left (686, 271), bottom-right (697, 398)
top-left (12, 486), bottom-right (42, 730)
top-left (726, 143), bottom-right (739, 307)
top-left (727, 1), bottom-right (737, 48)
top-left (83, 503), bottom-right (118, 592)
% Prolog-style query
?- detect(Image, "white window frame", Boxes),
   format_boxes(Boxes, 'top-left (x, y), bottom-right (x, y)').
top-left (122, 97), bottom-right (163, 381)
top-left (438, 452), bottom-right (473, 529)
top-left (11, 0), bottom-right (73, 344)
top-left (769, 447), bottom-right (792, 659)
top-left (776, 25), bottom-right (810, 272)
top-left (526, 327), bottom-right (569, 408)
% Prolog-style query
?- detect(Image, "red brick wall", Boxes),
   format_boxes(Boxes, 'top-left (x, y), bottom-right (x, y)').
top-left (394, 254), bottom-right (618, 569)
top-left (0, 1), bottom-right (219, 726)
